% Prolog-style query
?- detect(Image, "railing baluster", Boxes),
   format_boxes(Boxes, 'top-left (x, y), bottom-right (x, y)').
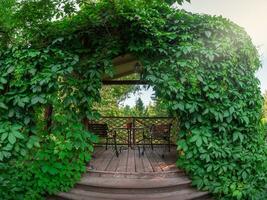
top-left (90, 116), bottom-right (179, 145)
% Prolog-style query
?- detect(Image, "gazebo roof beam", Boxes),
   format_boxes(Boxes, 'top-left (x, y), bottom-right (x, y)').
top-left (102, 54), bottom-right (142, 80)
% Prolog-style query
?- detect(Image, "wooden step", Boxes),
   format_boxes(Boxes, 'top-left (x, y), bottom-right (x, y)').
top-left (86, 169), bottom-right (185, 178)
top-left (76, 184), bottom-right (190, 194)
top-left (78, 175), bottom-right (191, 189)
top-left (49, 171), bottom-right (212, 200)
top-left (54, 188), bottom-right (210, 200)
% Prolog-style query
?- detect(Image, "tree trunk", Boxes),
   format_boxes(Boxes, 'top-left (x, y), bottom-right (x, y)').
top-left (82, 117), bottom-right (89, 130)
top-left (44, 104), bottom-right (53, 133)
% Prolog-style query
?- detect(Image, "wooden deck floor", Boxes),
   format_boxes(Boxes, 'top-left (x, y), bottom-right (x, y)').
top-left (88, 146), bottom-right (178, 174)
top-left (50, 145), bottom-right (213, 200)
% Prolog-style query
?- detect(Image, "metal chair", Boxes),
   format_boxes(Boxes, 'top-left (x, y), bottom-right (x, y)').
top-left (88, 123), bottom-right (119, 157)
top-left (140, 123), bottom-right (172, 157)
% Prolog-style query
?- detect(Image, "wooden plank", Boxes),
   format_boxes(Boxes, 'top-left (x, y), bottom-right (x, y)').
top-left (78, 176), bottom-right (190, 189)
top-left (151, 147), bottom-right (170, 171)
top-left (93, 146), bottom-right (104, 155)
top-left (100, 149), bottom-right (115, 171)
top-left (57, 187), bottom-right (210, 200)
top-left (141, 147), bottom-right (154, 172)
top-left (155, 146), bottom-right (178, 172)
top-left (88, 147), bottom-right (106, 169)
top-left (102, 54), bottom-right (139, 80)
top-left (145, 148), bottom-right (162, 172)
top-left (100, 151), bottom-right (119, 178)
top-left (126, 149), bottom-right (135, 172)
top-left (168, 148), bottom-right (177, 164)
top-left (112, 54), bottom-right (137, 66)
top-left (92, 148), bottom-right (113, 171)
top-left (116, 149), bottom-right (128, 172)
top-left (87, 146), bottom-right (180, 179)
top-left (159, 146), bottom-right (177, 164)
top-left (134, 149), bottom-right (144, 173)
top-left (93, 147), bottom-right (106, 158)
top-left (105, 152), bottom-right (120, 172)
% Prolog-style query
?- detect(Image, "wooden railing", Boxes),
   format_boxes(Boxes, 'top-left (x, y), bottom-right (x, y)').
top-left (89, 117), bottom-right (179, 145)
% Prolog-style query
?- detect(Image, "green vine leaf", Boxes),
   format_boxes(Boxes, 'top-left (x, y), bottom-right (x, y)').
top-left (8, 133), bottom-right (16, 144)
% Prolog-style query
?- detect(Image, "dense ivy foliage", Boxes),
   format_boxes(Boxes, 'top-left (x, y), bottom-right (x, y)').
top-left (0, 0), bottom-right (266, 199)
top-left (0, 46), bottom-right (99, 199)
top-left (263, 92), bottom-right (267, 119)
top-left (263, 92), bottom-right (267, 140)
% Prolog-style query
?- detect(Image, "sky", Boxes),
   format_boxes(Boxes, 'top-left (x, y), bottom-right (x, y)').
top-left (122, 0), bottom-right (267, 107)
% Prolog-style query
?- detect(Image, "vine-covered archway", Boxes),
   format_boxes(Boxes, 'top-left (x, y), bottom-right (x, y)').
top-left (0, 1), bottom-right (266, 200)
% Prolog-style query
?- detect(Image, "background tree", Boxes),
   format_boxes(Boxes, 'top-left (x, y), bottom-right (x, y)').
top-left (94, 85), bottom-right (134, 116)
top-left (134, 97), bottom-right (146, 116)
top-left (93, 74), bottom-right (143, 116)
top-left (146, 99), bottom-right (170, 117)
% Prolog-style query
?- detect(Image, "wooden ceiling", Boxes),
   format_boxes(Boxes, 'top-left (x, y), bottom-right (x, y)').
top-left (102, 54), bottom-right (147, 85)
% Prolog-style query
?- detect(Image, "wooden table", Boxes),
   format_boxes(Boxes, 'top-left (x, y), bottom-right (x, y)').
top-left (112, 127), bottom-right (145, 149)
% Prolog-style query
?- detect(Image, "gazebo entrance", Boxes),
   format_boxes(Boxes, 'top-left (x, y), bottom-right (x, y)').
top-left (84, 54), bottom-right (180, 158)
top-left (49, 55), bottom-right (212, 200)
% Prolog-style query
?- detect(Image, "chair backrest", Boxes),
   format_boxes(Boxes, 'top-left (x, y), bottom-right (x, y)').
top-left (150, 124), bottom-right (172, 138)
top-left (88, 123), bottom-right (108, 137)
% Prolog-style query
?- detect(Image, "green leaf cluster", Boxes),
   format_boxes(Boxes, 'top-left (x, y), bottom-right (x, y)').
top-left (0, 0), bottom-right (266, 199)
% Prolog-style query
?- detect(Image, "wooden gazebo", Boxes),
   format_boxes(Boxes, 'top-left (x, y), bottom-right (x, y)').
top-left (49, 55), bottom-right (212, 200)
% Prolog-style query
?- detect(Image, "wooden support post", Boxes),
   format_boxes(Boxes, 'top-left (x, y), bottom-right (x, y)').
top-left (1, 84), bottom-right (9, 95)
top-left (132, 118), bottom-right (136, 146)
top-left (44, 104), bottom-right (53, 133)
top-left (83, 117), bottom-right (89, 130)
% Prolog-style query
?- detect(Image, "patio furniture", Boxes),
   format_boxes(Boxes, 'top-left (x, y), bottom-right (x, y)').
top-left (111, 126), bottom-right (145, 153)
top-left (88, 123), bottom-right (119, 157)
top-left (111, 127), bottom-right (131, 152)
top-left (140, 123), bottom-right (172, 157)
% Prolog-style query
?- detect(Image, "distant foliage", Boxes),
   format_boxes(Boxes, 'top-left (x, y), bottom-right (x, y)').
top-left (93, 74), bottom-right (138, 116)
top-left (0, 0), bottom-right (266, 200)
top-left (135, 97), bottom-right (146, 115)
